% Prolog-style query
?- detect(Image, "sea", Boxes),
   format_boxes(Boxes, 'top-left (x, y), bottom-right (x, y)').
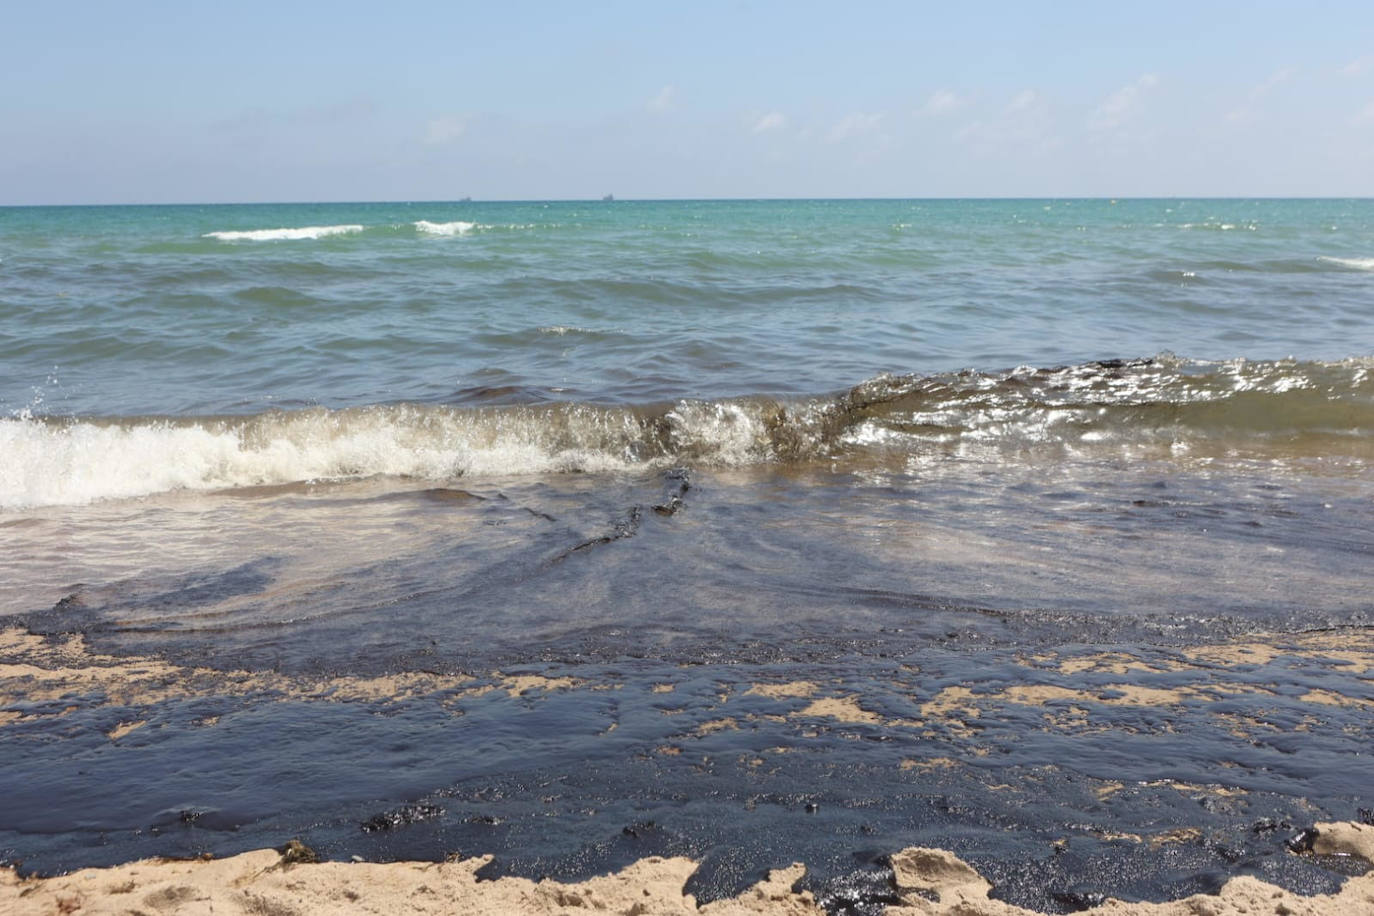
top-left (2, 199), bottom-right (1373, 910)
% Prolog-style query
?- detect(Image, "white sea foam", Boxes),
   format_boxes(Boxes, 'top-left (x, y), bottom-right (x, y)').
top-left (1318, 256), bottom-right (1374, 271)
top-left (414, 220), bottom-right (476, 236)
top-left (9, 359), bottom-right (1369, 510)
top-left (0, 402), bottom-right (791, 509)
top-left (203, 225), bottom-right (364, 242)
top-left (1178, 222), bottom-right (1256, 232)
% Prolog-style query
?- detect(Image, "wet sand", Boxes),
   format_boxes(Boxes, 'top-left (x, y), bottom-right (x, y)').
top-left (3, 622), bottom-right (1373, 913)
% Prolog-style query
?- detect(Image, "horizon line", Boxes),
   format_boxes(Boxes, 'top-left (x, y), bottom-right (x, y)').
top-left (4, 195), bottom-right (1374, 208)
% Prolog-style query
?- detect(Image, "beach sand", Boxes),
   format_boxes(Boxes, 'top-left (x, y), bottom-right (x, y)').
top-left (3, 822), bottom-right (1372, 915)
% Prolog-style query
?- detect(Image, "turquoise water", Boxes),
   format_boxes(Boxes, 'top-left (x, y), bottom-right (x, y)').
top-left (2, 198), bottom-right (1372, 507)
top-left (3, 198), bottom-right (1372, 416)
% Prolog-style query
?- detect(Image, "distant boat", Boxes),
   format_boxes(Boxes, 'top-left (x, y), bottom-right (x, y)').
top-left (602, 194), bottom-right (614, 202)
top-left (459, 196), bottom-right (472, 202)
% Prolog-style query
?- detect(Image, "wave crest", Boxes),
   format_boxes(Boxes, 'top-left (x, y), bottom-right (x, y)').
top-left (1318, 256), bottom-right (1374, 271)
top-left (5, 357), bottom-right (1372, 509)
top-left (0, 401), bottom-right (787, 509)
top-left (203, 225), bottom-right (364, 242)
top-left (414, 220), bottom-right (476, 236)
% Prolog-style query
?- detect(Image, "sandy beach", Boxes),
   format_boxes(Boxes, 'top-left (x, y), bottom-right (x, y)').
top-left (3, 619), bottom-right (1372, 913)
top-left (4, 822), bottom-right (1373, 915)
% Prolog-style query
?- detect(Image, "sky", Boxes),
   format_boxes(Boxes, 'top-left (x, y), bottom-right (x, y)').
top-left (2, 0), bottom-right (1373, 203)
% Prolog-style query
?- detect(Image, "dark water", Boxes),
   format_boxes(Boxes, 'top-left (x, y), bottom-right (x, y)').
top-left (1, 200), bottom-right (1372, 911)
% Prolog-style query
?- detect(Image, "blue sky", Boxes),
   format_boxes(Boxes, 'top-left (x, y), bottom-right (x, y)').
top-left (3, 1), bottom-right (1373, 203)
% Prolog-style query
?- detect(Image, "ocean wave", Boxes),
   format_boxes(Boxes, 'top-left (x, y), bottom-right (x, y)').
top-left (4, 357), bottom-right (1372, 509)
top-left (414, 220), bottom-right (476, 236)
top-left (1318, 256), bottom-right (1374, 271)
top-left (538, 325), bottom-right (596, 336)
top-left (1178, 222), bottom-right (1257, 231)
top-left (0, 401), bottom-right (791, 509)
top-left (202, 225), bottom-right (365, 242)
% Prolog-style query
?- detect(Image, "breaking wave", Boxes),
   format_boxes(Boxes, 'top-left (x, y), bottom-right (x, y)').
top-left (203, 225), bottom-right (365, 242)
top-left (413, 220), bottom-right (476, 236)
top-left (1318, 256), bottom-right (1374, 271)
top-left (3, 356), bottom-right (1372, 509)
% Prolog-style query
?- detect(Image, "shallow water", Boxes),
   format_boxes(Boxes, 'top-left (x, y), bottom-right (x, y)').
top-left (8, 459), bottom-right (1374, 671)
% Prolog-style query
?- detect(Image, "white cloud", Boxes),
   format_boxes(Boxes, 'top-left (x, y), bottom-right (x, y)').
top-left (1342, 56), bottom-right (1373, 77)
top-left (751, 111), bottom-right (786, 133)
top-left (1351, 100), bottom-right (1374, 125)
top-left (1005, 89), bottom-right (1040, 114)
top-left (828, 111), bottom-right (884, 142)
top-left (647, 85), bottom-right (677, 113)
top-left (956, 89), bottom-right (1059, 157)
top-left (1256, 67), bottom-right (1295, 94)
top-left (424, 115), bottom-right (468, 145)
top-left (1225, 67), bottom-right (1294, 122)
top-left (1092, 73), bottom-right (1159, 131)
top-left (918, 89), bottom-right (964, 117)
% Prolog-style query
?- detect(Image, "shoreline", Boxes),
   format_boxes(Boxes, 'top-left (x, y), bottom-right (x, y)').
top-left (4, 823), bottom-right (1372, 915)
